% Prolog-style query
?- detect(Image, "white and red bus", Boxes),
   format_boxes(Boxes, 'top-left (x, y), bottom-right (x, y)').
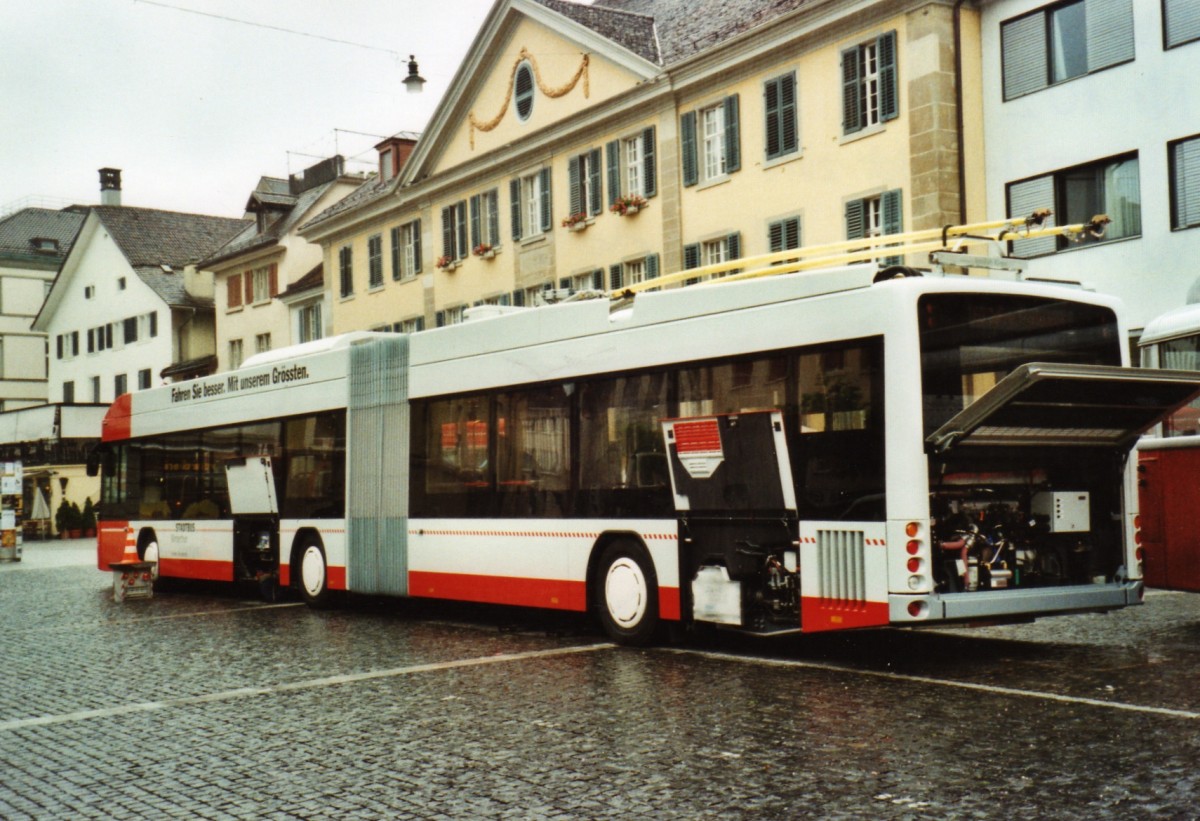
top-left (1136, 304), bottom-right (1200, 592)
top-left (93, 265), bottom-right (1200, 642)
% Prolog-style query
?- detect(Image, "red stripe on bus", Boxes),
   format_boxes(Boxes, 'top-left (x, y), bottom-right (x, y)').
top-left (159, 558), bottom-right (233, 582)
top-left (328, 565), bottom-right (347, 591)
top-left (410, 571), bottom-right (586, 611)
top-left (800, 597), bottom-right (889, 632)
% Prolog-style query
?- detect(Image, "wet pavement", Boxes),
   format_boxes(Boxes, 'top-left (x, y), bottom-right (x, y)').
top-left (1, 540), bottom-right (1198, 819)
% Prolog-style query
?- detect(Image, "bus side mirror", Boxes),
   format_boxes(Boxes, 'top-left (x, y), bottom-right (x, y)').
top-left (86, 446), bottom-right (110, 477)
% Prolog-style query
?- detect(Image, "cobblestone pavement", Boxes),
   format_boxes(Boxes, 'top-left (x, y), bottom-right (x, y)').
top-left (1, 540), bottom-right (1198, 819)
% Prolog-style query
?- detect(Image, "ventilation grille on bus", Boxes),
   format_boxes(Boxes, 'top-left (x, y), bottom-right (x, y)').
top-left (816, 529), bottom-right (867, 605)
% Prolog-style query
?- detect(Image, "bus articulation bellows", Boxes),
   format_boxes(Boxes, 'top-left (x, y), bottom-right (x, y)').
top-left (92, 264), bottom-right (1200, 642)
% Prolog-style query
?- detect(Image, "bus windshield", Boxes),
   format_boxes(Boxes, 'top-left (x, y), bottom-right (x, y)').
top-left (918, 294), bottom-right (1121, 436)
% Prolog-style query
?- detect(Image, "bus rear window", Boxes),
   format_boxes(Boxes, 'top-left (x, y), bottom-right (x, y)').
top-left (919, 294), bottom-right (1121, 436)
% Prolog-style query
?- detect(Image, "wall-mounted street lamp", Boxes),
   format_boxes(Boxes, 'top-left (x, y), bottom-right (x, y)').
top-left (404, 55), bottom-right (426, 94)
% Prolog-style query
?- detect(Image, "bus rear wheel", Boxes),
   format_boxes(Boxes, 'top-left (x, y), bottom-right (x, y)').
top-left (297, 541), bottom-right (332, 608)
top-left (595, 542), bottom-right (660, 646)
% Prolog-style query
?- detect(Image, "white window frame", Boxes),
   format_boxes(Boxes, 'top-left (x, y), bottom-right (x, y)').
top-left (624, 136), bottom-right (644, 197)
top-left (229, 338), bottom-right (244, 370)
top-left (701, 104), bottom-right (727, 181)
top-left (522, 172), bottom-right (544, 239)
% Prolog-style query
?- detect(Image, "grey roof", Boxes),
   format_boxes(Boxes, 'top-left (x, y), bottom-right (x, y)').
top-left (589, 0), bottom-right (812, 65)
top-left (278, 263), bottom-right (323, 299)
top-left (300, 173), bottom-right (389, 234)
top-left (202, 179), bottom-right (340, 268)
top-left (0, 207), bottom-right (86, 265)
top-left (90, 206), bottom-right (249, 308)
top-left (534, 0), bottom-right (659, 63)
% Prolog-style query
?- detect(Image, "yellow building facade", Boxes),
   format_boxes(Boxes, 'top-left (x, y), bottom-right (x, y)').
top-left (301, 0), bottom-right (984, 335)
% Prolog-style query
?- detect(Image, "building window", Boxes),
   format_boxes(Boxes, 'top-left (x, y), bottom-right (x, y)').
top-left (510, 169), bottom-right (551, 240)
top-left (1171, 135), bottom-right (1200, 230)
top-left (681, 97), bottom-right (741, 186)
top-left (1001, 1), bottom-right (1134, 100)
top-left (251, 265), bottom-right (273, 303)
top-left (515, 62), bottom-right (535, 121)
top-left (435, 305), bottom-right (465, 327)
top-left (441, 201), bottom-right (468, 262)
top-left (607, 128), bottom-right (657, 204)
top-left (114, 373), bottom-right (127, 397)
top-left (84, 285), bottom-right (94, 299)
top-left (368, 234), bottom-right (383, 288)
top-left (842, 31), bottom-right (898, 134)
top-left (380, 148), bottom-right (394, 181)
top-left (298, 303), bottom-right (322, 344)
top-left (470, 190), bottom-right (500, 253)
top-left (393, 317), bottom-right (424, 335)
top-left (229, 339), bottom-right (244, 370)
top-left (137, 368), bottom-right (151, 390)
top-left (338, 246), bottom-right (353, 298)
top-left (1006, 154), bottom-right (1140, 256)
top-left (62, 381), bottom-right (74, 403)
top-left (607, 255), bottom-right (659, 292)
top-left (1165, 0), bottom-right (1200, 49)
top-left (764, 72), bottom-right (799, 160)
top-left (683, 235), bottom-right (742, 283)
top-left (123, 316), bottom-right (138, 344)
top-left (768, 217), bottom-right (802, 255)
top-left (395, 220), bottom-right (421, 279)
top-left (255, 333), bottom-right (272, 354)
top-left (118, 277), bottom-right (126, 290)
top-left (846, 190), bottom-right (903, 264)
top-left (91, 376), bottom-right (101, 403)
top-left (567, 150), bottom-right (602, 219)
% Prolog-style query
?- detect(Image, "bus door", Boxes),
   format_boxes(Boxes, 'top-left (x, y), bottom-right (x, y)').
top-left (662, 411), bottom-right (801, 633)
top-left (224, 456), bottom-right (280, 587)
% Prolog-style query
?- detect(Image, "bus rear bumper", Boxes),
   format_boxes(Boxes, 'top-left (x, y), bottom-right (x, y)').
top-left (890, 581), bottom-right (1144, 625)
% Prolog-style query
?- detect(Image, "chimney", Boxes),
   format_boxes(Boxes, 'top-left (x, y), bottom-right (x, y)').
top-left (99, 168), bottom-right (122, 206)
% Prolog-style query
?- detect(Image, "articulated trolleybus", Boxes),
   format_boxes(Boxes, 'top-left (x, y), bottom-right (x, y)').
top-left (94, 260), bottom-right (1200, 643)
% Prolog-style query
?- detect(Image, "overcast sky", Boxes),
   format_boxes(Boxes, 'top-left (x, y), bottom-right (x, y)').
top-left (0, 0), bottom-right (497, 218)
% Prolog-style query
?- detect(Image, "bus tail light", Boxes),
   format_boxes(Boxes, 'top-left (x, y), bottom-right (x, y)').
top-left (907, 600), bottom-right (928, 618)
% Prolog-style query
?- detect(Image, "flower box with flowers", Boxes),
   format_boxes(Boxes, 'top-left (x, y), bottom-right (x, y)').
top-left (610, 195), bottom-right (647, 217)
top-left (435, 255), bottom-right (460, 271)
top-left (562, 212), bottom-right (589, 231)
top-left (473, 243), bottom-right (497, 259)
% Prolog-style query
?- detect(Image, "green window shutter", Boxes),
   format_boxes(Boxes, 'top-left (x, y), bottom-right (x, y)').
top-left (390, 226), bottom-right (400, 280)
top-left (769, 218), bottom-right (800, 253)
top-left (727, 232), bottom-right (742, 260)
top-left (567, 155), bottom-right (582, 216)
top-left (878, 31), bottom-right (898, 122)
top-left (588, 148), bottom-right (603, 215)
top-left (606, 140), bottom-right (621, 205)
top-left (681, 111), bottom-right (698, 187)
top-left (845, 198), bottom-right (866, 240)
top-left (592, 269), bottom-right (604, 290)
top-left (510, 178), bottom-right (522, 240)
top-left (487, 192), bottom-right (499, 246)
top-left (469, 194), bottom-right (481, 249)
top-left (511, 289), bottom-right (525, 307)
top-left (882, 189), bottom-right (903, 265)
top-left (842, 46), bottom-right (862, 134)
top-left (435, 310), bottom-right (445, 328)
top-left (413, 219), bottom-right (422, 273)
top-left (724, 94), bottom-right (741, 173)
top-left (642, 126), bottom-right (657, 198)
top-left (441, 206), bottom-right (453, 257)
top-left (765, 73), bottom-right (797, 160)
top-left (609, 263), bottom-right (623, 291)
top-left (646, 253), bottom-right (660, 279)
top-left (683, 243), bottom-right (700, 269)
top-left (539, 168), bottom-right (552, 232)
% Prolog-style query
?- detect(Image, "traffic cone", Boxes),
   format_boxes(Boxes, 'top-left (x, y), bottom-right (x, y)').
top-left (121, 529), bottom-right (138, 563)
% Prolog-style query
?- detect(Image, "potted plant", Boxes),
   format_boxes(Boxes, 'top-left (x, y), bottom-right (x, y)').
top-left (67, 501), bottom-right (83, 539)
top-left (610, 194), bottom-right (647, 217)
top-left (436, 254), bottom-right (459, 271)
top-left (473, 243), bottom-right (496, 259)
top-left (81, 497), bottom-right (97, 538)
top-left (561, 212), bottom-right (588, 231)
top-left (55, 498), bottom-right (72, 539)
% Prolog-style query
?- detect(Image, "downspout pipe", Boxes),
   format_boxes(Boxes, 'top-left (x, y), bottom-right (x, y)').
top-left (954, 0), bottom-right (968, 225)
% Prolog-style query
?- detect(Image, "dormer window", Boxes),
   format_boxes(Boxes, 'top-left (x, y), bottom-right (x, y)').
top-left (30, 237), bottom-right (59, 254)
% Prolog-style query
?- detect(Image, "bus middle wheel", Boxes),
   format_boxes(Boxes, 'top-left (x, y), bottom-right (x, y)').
top-left (595, 541), bottom-right (660, 646)
top-left (297, 541), bottom-right (332, 608)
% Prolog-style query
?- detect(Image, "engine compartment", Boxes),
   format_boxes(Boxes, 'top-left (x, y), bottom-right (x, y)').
top-left (928, 452), bottom-right (1126, 594)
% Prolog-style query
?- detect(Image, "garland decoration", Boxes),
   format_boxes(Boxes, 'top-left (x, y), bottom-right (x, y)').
top-left (469, 48), bottom-right (589, 149)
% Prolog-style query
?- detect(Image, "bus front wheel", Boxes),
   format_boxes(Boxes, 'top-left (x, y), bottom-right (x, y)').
top-left (297, 541), bottom-right (331, 608)
top-left (595, 542), bottom-right (660, 646)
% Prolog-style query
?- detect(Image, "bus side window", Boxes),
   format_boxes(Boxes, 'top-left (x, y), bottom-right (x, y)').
top-left (579, 373), bottom-right (670, 517)
top-left (795, 339), bottom-right (885, 521)
top-left (496, 386), bottom-right (570, 518)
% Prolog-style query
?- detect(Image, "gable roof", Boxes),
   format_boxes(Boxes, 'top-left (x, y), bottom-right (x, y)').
top-left (590, 0), bottom-right (813, 66)
top-left (93, 206), bottom-right (249, 269)
top-left (0, 207), bottom-right (86, 267)
top-left (535, 0), bottom-right (659, 63)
